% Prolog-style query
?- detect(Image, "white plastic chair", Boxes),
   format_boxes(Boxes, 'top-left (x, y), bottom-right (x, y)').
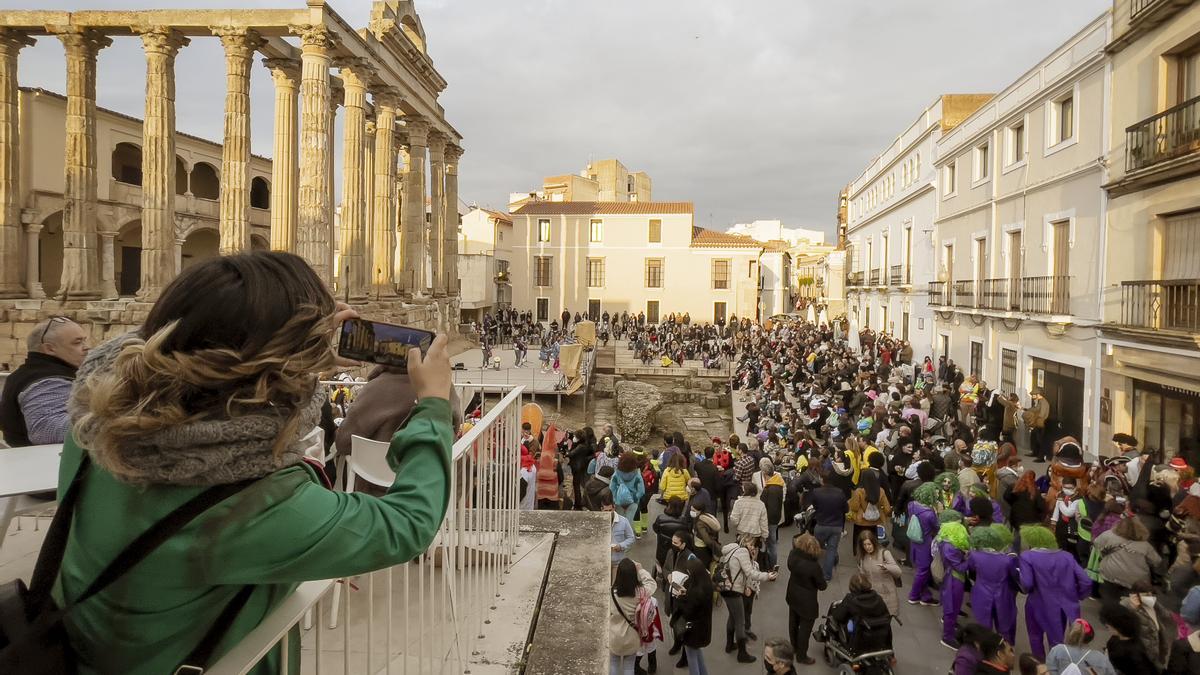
top-left (321, 435), bottom-right (396, 629)
top-left (0, 494), bottom-right (57, 550)
top-left (299, 425), bottom-right (347, 631)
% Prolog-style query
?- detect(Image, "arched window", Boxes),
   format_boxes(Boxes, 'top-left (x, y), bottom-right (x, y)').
top-left (191, 162), bottom-right (220, 200)
top-left (112, 143), bottom-right (142, 185)
top-left (250, 176), bottom-right (270, 209)
top-left (175, 156), bottom-right (187, 196)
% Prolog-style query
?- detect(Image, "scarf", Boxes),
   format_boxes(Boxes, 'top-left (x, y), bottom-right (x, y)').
top-left (70, 332), bottom-right (321, 486)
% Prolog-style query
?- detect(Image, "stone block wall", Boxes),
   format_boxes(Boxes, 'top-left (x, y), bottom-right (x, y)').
top-left (0, 295), bottom-right (460, 371)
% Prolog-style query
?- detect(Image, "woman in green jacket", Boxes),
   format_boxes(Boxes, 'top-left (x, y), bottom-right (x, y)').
top-left (55, 252), bottom-right (455, 674)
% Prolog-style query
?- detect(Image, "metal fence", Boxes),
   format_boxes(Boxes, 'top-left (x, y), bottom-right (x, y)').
top-left (889, 264), bottom-right (904, 286)
top-left (1127, 93), bottom-right (1200, 172)
top-left (1119, 279), bottom-right (1200, 333)
top-left (1019, 275), bottom-right (1071, 316)
top-left (928, 281), bottom-right (949, 306)
top-left (207, 383), bottom-right (524, 675)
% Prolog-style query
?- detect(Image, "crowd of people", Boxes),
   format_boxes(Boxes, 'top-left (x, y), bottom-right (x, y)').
top-left (516, 313), bottom-right (1200, 674)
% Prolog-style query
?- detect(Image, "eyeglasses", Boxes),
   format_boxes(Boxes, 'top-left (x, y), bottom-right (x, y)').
top-left (39, 316), bottom-right (69, 345)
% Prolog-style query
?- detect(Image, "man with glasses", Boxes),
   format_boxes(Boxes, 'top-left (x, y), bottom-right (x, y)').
top-left (0, 317), bottom-right (90, 447)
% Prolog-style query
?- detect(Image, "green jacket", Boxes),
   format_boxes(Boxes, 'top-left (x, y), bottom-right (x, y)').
top-left (54, 397), bottom-right (454, 674)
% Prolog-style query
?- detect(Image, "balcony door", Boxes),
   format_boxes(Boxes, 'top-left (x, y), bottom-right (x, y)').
top-left (1008, 230), bottom-right (1023, 310)
top-left (1162, 212), bottom-right (1200, 330)
top-left (1051, 221), bottom-right (1070, 314)
top-left (903, 227), bottom-right (913, 283)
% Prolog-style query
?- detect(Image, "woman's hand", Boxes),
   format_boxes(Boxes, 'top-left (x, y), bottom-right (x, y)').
top-left (408, 334), bottom-right (452, 401)
top-left (331, 302), bottom-right (361, 367)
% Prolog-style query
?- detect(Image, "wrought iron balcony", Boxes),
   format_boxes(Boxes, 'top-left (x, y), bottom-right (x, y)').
top-left (869, 268), bottom-right (881, 286)
top-left (1126, 94), bottom-right (1200, 173)
top-left (1019, 275), bottom-right (1071, 315)
top-left (890, 264), bottom-right (904, 286)
top-left (847, 271), bottom-right (865, 287)
top-left (953, 280), bottom-right (977, 308)
top-left (980, 278), bottom-right (1011, 311)
top-left (928, 281), bottom-right (949, 306)
top-left (1131, 0), bottom-right (1161, 19)
top-left (1118, 279), bottom-right (1200, 333)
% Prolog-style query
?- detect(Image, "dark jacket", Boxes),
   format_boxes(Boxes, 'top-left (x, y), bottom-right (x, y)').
top-left (652, 513), bottom-right (690, 566)
top-left (1004, 489), bottom-right (1046, 529)
top-left (829, 589), bottom-right (891, 627)
top-left (0, 351), bottom-right (77, 447)
top-left (694, 460), bottom-right (721, 506)
top-left (785, 549), bottom-right (827, 619)
top-left (583, 475), bottom-right (611, 511)
top-left (673, 578), bottom-right (714, 648)
top-left (805, 486), bottom-right (849, 528)
top-left (762, 482), bottom-right (785, 526)
top-left (1107, 635), bottom-right (1158, 675)
top-left (1167, 634), bottom-right (1200, 675)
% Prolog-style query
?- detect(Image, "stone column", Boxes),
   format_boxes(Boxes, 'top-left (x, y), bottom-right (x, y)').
top-left (56, 28), bottom-right (110, 299)
top-left (214, 27), bottom-right (261, 255)
top-left (427, 132), bottom-right (446, 296)
top-left (0, 30), bottom-right (33, 298)
top-left (174, 235), bottom-right (184, 274)
top-left (327, 81), bottom-right (341, 287)
top-left (393, 139), bottom-right (407, 288)
top-left (403, 118), bottom-right (428, 296)
top-left (291, 24), bottom-right (333, 284)
top-left (136, 27), bottom-right (189, 300)
top-left (363, 117), bottom-right (375, 272)
top-left (263, 58), bottom-right (299, 252)
top-left (336, 59), bottom-right (370, 301)
top-left (444, 144), bottom-right (462, 296)
top-left (370, 92), bottom-right (398, 297)
top-left (99, 231), bottom-right (117, 298)
top-left (23, 219), bottom-right (43, 299)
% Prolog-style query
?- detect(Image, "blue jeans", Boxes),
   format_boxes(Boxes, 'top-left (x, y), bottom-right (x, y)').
top-left (685, 646), bottom-right (708, 675)
top-left (765, 524), bottom-right (779, 569)
top-left (609, 654), bottom-right (635, 675)
top-left (813, 524), bottom-right (842, 580)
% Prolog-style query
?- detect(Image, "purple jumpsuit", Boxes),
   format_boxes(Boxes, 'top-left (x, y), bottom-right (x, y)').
top-left (1018, 548), bottom-right (1091, 660)
top-left (951, 494), bottom-right (1005, 524)
top-left (938, 540), bottom-right (969, 643)
top-left (906, 502), bottom-right (940, 603)
top-left (967, 550), bottom-right (1018, 644)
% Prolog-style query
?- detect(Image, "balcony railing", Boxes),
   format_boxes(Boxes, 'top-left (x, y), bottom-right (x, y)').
top-left (953, 280), bottom-right (977, 308)
top-left (1118, 279), bottom-right (1200, 333)
top-left (869, 268), bottom-right (881, 286)
top-left (847, 271), bottom-right (864, 287)
top-left (980, 278), bottom-right (1011, 311)
top-left (1131, 0), bottom-right (1162, 19)
top-left (1019, 275), bottom-right (1071, 315)
top-left (208, 384), bottom-right (524, 675)
top-left (1127, 94), bottom-right (1200, 173)
top-left (928, 281), bottom-right (949, 306)
top-left (889, 264), bottom-right (904, 286)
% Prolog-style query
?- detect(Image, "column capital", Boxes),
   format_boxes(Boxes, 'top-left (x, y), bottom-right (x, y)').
top-left (290, 24), bottom-right (334, 53)
top-left (334, 57), bottom-right (375, 86)
top-left (427, 130), bottom-right (447, 158)
top-left (212, 26), bottom-right (264, 57)
top-left (371, 87), bottom-right (401, 112)
top-left (404, 117), bottom-right (429, 146)
top-left (55, 27), bottom-right (111, 57)
top-left (263, 56), bottom-right (301, 82)
top-left (444, 144), bottom-right (463, 162)
top-left (0, 29), bottom-right (36, 55)
top-left (138, 26), bottom-right (189, 56)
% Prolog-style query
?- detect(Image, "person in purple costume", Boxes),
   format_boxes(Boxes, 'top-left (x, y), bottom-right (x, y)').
top-left (967, 523), bottom-right (1019, 645)
top-left (953, 484), bottom-right (1005, 524)
top-left (935, 511), bottom-right (971, 648)
top-left (1017, 523), bottom-right (1092, 660)
top-left (906, 481), bottom-right (943, 605)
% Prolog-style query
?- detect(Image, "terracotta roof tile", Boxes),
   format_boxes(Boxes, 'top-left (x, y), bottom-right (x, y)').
top-left (481, 208), bottom-right (512, 224)
top-left (763, 239), bottom-right (791, 252)
top-left (690, 228), bottom-right (764, 249)
top-left (510, 201), bottom-right (694, 215)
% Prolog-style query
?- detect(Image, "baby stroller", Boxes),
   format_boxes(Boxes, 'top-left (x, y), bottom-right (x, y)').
top-left (814, 611), bottom-right (896, 675)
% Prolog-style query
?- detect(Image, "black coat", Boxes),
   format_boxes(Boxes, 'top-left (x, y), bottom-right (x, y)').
top-left (652, 513), bottom-right (689, 565)
top-left (785, 549), bottom-right (827, 619)
top-left (694, 460), bottom-right (721, 507)
top-left (673, 580), bottom-right (713, 648)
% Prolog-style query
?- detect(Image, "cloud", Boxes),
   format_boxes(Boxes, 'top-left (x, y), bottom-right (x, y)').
top-left (11, 0), bottom-right (1110, 236)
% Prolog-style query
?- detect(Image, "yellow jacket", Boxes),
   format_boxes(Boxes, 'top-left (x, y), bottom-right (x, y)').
top-left (659, 467), bottom-right (691, 502)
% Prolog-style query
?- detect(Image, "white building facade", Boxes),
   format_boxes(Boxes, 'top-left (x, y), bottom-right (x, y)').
top-left (930, 14), bottom-right (1110, 456)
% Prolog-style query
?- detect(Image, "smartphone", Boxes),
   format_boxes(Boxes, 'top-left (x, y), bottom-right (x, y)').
top-left (338, 319), bottom-right (434, 368)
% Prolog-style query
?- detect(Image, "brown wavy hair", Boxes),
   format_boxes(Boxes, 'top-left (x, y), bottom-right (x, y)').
top-left (73, 252), bottom-right (336, 475)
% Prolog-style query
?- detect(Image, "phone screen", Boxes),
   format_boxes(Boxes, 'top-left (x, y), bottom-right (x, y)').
top-left (338, 319), bottom-right (434, 368)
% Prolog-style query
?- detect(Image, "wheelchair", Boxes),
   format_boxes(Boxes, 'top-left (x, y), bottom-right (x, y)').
top-left (813, 611), bottom-right (896, 675)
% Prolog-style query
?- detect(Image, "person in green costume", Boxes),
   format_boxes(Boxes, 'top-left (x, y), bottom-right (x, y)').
top-left (54, 252), bottom-right (456, 675)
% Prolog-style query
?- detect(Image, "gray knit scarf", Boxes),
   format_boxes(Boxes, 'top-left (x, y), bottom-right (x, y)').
top-left (69, 332), bottom-right (322, 486)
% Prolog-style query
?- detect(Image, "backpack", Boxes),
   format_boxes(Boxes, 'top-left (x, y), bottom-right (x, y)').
top-left (906, 511), bottom-right (925, 544)
top-left (613, 477), bottom-right (635, 508)
top-left (930, 540), bottom-right (946, 585)
top-left (0, 458), bottom-right (256, 675)
top-left (713, 548), bottom-right (743, 594)
top-left (863, 501), bottom-right (881, 522)
top-left (1059, 648), bottom-right (1095, 675)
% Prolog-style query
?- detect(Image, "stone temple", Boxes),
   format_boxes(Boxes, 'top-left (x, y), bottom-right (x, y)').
top-left (0, 0), bottom-right (462, 370)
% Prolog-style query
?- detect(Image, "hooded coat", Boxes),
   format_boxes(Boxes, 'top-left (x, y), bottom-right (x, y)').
top-left (1018, 546), bottom-right (1092, 660)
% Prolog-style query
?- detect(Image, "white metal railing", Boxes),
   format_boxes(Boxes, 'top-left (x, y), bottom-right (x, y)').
top-left (207, 384), bottom-right (524, 675)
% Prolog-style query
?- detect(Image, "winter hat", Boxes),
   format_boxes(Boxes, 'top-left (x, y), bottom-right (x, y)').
top-left (1170, 457), bottom-right (1189, 471)
top-left (840, 381), bottom-right (852, 392)
top-left (866, 390), bottom-right (879, 401)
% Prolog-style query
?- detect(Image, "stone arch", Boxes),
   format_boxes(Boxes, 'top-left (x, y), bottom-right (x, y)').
top-left (181, 226), bottom-right (219, 270)
top-left (250, 233), bottom-right (269, 251)
top-left (115, 219), bottom-right (143, 296)
top-left (111, 142), bottom-right (142, 185)
top-left (250, 176), bottom-right (270, 209)
top-left (176, 156), bottom-right (188, 196)
top-left (38, 211), bottom-right (64, 298)
top-left (191, 162), bottom-right (220, 200)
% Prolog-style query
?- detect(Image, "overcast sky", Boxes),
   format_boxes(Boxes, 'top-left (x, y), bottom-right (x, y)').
top-left (9, 0), bottom-right (1110, 236)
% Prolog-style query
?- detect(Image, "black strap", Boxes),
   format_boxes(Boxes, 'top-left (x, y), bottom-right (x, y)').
top-left (611, 590), bottom-right (637, 631)
top-left (178, 584), bottom-right (255, 671)
top-left (25, 454), bottom-right (91, 606)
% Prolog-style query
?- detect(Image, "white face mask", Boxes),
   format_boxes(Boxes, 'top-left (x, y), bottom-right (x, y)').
top-left (689, 510), bottom-right (699, 519)
top-left (1140, 594), bottom-right (1157, 607)
top-left (1062, 488), bottom-right (1076, 496)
